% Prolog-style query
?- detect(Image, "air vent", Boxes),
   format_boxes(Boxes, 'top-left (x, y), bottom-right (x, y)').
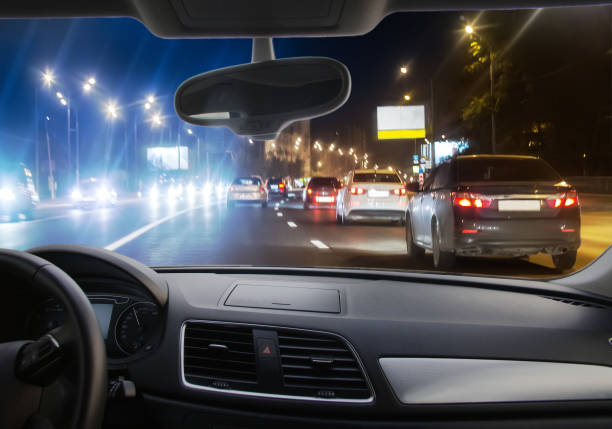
top-left (183, 323), bottom-right (258, 391)
top-left (277, 330), bottom-right (371, 400)
top-left (541, 296), bottom-right (606, 309)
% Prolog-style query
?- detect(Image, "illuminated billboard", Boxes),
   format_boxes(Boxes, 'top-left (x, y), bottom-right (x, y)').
top-left (377, 105), bottom-right (426, 140)
top-left (147, 146), bottom-right (189, 170)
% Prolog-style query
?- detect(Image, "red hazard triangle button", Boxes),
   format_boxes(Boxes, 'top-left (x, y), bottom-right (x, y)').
top-left (258, 340), bottom-right (275, 358)
top-left (262, 345), bottom-right (271, 355)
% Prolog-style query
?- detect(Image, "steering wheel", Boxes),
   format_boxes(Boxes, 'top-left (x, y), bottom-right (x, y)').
top-left (0, 249), bottom-right (106, 429)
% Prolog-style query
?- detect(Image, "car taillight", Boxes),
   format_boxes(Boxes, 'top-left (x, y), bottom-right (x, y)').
top-left (546, 191), bottom-right (579, 208)
top-left (259, 186), bottom-right (265, 193)
top-left (565, 190), bottom-right (578, 207)
top-left (279, 183), bottom-right (285, 189)
top-left (307, 188), bottom-right (312, 195)
top-left (350, 186), bottom-right (365, 195)
top-left (452, 192), bottom-right (492, 209)
top-left (391, 188), bottom-right (407, 196)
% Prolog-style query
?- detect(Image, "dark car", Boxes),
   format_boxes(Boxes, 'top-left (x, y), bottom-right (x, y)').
top-left (303, 176), bottom-right (341, 209)
top-left (405, 155), bottom-right (580, 271)
top-left (0, 162), bottom-right (38, 220)
top-left (266, 176), bottom-right (286, 200)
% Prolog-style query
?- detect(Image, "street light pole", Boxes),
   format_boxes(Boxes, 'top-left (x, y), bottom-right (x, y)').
top-left (489, 47), bottom-right (496, 154)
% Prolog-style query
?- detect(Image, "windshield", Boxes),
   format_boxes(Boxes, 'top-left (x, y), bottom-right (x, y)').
top-left (457, 157), bottom-right (561, 182)
top-left (232, 177), bottom-right (261, 186)
top-left (1, 6), bottom-right (612, 291)
top-left (353, 173), bottom-right (401, 183)
top-left (309, 178), bottom-right (339, 187)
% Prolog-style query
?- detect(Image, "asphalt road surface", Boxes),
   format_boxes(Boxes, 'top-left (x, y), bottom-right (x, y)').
top-left (2, 194), bottom-right (612, 279)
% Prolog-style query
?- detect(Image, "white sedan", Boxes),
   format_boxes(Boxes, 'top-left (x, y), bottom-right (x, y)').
top-left (336, 169), bottom-right (410, 224)
top-left (227, 176), bottom-right (268, 208)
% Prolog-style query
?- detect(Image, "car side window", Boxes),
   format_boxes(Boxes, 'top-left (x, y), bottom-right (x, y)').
top-left (432, 163), bottom-right (450, 190)
top-left (422, 169), bottom-right (436, 192)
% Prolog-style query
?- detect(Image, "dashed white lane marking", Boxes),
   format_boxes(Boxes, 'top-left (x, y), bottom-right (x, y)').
top-left (274, 206), bottom-right (279, 211)
top-left (287, 221), bottom-right (297, 228)
top-left (277, 212), bottom-right (283, 217)
top-left (104, 203), bottom-right (211, 251)
top-left (310, 239), bottom-right (329, 249)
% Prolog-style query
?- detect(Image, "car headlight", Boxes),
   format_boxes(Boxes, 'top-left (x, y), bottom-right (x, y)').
top-left (0, 187), bottom-right (15, 201)
top-left (96, 187), bottom-right (110, 201)
top-left (71, 189), bottom-right (83, 200)
top-left (150, 185), bottom-right (159, 199)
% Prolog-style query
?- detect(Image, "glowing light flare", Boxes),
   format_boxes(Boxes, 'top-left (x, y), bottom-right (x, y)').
top-left (465, 25), bottom-right (474, 34)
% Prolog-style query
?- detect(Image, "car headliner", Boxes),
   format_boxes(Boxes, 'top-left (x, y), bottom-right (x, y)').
top-left (0, 0), bottom-right (608, 38)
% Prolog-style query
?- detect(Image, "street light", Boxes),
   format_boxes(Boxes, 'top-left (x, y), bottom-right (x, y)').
top-left (88, 77), bottom-right (96, 85)
top-left (249, 138), bottom-right (254, 144)
top-left (106, 102), bottom-right (118, 119)
top-left (403, 94), bottom-right (411, 101)
top-left (56, 91), bottom-right (63, 99)
top-left (187, 128), bottom-right (193, 135)
top-left (400, 66), bottom-right (408, 74)
top-left (463, 23), bottom-right (496, 153)
top-left (42, 70), bottom-right (54, 87)
top-left (147, 95), bottom-right (155, 104)
top-left (317, 161), bottom-right (322, 167)
top-left (151, 113), bottom-right (162, 126)
top-left (60, 98), bottom-right (67, 106)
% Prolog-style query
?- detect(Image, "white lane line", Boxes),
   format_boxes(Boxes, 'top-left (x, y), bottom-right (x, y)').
top-left (310, 239), bottom-right (329, 249)
top-left (287, 221), bottom-right (297, 228)
top-left (277, 212), bottom-right (283, 217)
top-left (104, 203), bottom-right (210, 251)
top-left (274, 206), bottom-right (279, 211)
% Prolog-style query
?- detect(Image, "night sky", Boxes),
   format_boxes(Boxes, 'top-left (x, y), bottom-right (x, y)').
top-left (0, 5), bottom-right (610, 179)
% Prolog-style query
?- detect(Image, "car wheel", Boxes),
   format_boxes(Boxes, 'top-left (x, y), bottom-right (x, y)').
top-left (552, 250), bottom-right (577, 272)
top-left (405, 214), bottom-right (424, 259)
top-left (432, 222), bottom-right (455, 270)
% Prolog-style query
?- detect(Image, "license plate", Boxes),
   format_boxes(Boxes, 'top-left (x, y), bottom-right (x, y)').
top-left (271, 185), bottom-right (278, 190)
top-left (368, 189), bottom-right (388, 198)
top-left (317, 196), bottom-right (334, 203)
top-left (237, 193), bottom-right (253, 200)
top-left (498, 200), bottom-right (540, 212)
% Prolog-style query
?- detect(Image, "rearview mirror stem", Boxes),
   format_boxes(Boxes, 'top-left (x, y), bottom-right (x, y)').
top-left (252, 37), bottom-right (275, 63)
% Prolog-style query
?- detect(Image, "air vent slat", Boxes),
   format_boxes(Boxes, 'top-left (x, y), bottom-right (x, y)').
top-left (279, 344), bottom-right (350, 354)
top-left (278, 330), bottom-right (371, 400)
top-left (183, 323), bottom-right (258, 391)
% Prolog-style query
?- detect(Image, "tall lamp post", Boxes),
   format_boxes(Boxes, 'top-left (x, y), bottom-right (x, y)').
top-left (465, 24), bottom-right (496, 154)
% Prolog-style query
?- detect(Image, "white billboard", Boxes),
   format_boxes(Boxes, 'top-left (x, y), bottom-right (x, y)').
top-left (147, 146), bottom-right (189, 170)
top-left (377, 105), bottom-right (426, 140)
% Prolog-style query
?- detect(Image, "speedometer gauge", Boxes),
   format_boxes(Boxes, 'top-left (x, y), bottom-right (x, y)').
top-left (115, 302), bottom-right (160, 355)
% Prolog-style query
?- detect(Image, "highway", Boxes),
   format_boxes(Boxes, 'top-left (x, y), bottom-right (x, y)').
top-left (2, 194), bottom-right (611, 278)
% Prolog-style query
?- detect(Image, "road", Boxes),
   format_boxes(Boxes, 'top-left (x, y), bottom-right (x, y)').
top-left (1, 194), bottom-right (612, 278)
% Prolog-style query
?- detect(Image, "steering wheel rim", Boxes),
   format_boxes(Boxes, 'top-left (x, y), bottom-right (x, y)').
top-left (0, 249), bottom-right (106, 429)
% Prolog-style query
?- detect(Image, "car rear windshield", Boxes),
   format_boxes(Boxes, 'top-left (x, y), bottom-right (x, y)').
top-left (457, 158), bottom-right (562, 182)
top-left (232, 177), bottom-right (261, 185)
top-left (353, 173), bottom-right (401, 183)
top-left (309, 178), bottom-right (339, 187)
top-left (268, 178), bottom-right (283, 184)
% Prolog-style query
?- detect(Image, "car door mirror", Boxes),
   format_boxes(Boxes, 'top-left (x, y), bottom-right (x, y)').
top-left (175, 57), bottom-right (351, 140)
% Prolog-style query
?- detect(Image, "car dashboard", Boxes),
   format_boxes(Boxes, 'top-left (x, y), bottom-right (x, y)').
top-left (17, 245), bottom-right (612, 428)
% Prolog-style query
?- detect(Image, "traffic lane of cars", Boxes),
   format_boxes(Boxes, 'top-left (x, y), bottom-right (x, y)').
top-left (278, 196), bottom-right (611, 277)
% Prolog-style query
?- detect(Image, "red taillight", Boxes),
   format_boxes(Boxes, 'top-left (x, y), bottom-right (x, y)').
top-left (391, 188), bottom-right (407, 196)
top-left (462, 229), bottom-right (478, 234)
top-left (279, 183), bottom-right (285, 189)
top-left (546, 191), bottom-right (579, 208)
top-left (565, 190), bottom-right (578, 207)
top-left (452, 193), bottom-right (491, 209)
top-left (350, 186), bottom-right (365, 195)
top-left (307, 188), bottom-right (312, 195)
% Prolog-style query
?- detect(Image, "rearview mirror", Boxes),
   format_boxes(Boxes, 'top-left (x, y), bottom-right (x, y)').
top-left (174, 57), bottom-right (351, 139)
